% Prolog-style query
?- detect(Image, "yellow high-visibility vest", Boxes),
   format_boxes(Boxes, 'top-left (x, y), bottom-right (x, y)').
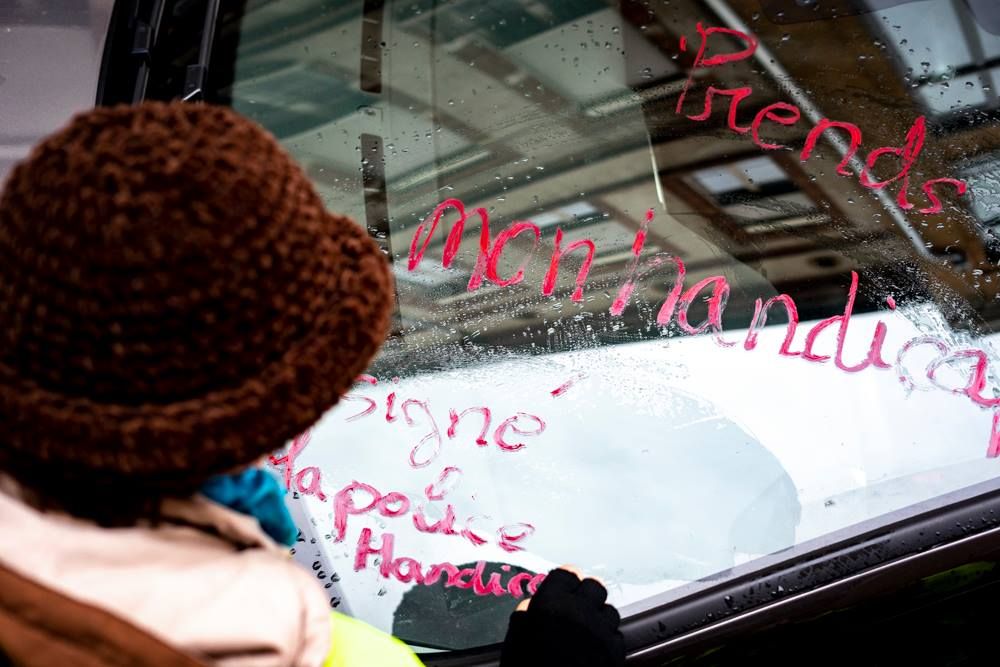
top-left (325, 611), bottom-right (426, 667)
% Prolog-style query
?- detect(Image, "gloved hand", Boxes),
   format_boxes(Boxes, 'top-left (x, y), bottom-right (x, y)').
top-left (499, 566), bottom-right (625, 667)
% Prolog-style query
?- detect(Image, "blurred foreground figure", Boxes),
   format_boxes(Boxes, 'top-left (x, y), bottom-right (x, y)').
top-left (0, 101), bottom-right (623, 666)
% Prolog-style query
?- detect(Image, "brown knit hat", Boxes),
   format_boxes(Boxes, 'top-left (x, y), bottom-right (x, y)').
top-left (0, 101), bottom-right (393, 495)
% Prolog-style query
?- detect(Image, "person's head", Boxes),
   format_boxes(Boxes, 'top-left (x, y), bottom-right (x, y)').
top-left (0, 101), bottom-right (394, 524)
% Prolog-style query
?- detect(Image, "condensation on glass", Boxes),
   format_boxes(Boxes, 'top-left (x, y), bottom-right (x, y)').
top-left (217, 0), bottom-right (1000, 650)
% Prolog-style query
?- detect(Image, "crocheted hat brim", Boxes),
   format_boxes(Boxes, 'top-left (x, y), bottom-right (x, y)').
top-left (0, 207), bottom-right (393, 492)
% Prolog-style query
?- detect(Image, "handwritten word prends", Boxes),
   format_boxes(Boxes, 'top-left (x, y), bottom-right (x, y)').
top-left (675, 23), bottom-right (967, 214)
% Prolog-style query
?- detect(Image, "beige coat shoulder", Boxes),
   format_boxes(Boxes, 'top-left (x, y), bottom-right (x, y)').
top-left (0, 481), bottom-right (330, 667)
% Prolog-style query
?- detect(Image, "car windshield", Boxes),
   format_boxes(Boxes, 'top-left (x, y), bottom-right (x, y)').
top-left (208, 0), bottom-right (1000, 651)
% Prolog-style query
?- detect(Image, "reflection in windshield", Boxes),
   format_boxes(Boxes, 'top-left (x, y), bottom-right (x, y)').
top-left (211, 0), bottom-right (1000, 650)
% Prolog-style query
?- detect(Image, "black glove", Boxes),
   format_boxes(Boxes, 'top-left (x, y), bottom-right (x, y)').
top-left (499, 568), bottom-right (625, 667)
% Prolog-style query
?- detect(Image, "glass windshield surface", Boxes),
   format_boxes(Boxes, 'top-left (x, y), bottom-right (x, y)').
top-left (215, 0), bottom-right (1000, 650)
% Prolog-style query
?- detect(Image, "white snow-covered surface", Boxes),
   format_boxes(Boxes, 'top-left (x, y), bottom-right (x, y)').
top-left (279, 305), bottom-right (1000, 638)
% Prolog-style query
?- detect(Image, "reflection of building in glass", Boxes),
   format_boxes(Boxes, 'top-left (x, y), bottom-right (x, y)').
top-left (874, 0), bottom-right (1000, 117)
top-left (195, 0), bottom-right (1000, 373)
top-left (687, 156), bottom-right (827, 235)
top-left (958, 152), bottom-right (1000, 241)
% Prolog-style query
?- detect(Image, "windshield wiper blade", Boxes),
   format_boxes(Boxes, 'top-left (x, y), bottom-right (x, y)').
top-left (181, 0), bottom-right (221, 101)
top-left (97, 0), bottom-right (167, 105)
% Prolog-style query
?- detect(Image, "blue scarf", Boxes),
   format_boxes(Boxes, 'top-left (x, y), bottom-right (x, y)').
top-left (201, 467), bottom-right (299, 546)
